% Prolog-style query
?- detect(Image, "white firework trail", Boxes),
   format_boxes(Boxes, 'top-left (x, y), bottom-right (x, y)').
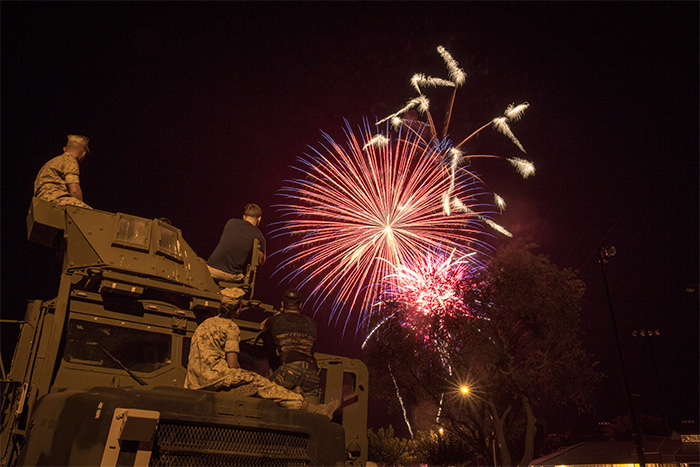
top-left (389, 362), bottom-right (414, 438)
top-left (504, 102), bottom-right (529, 121)
top-left (493, 102), bottom-right (530, 153)
top-left (507, 157), bottom-right (536, 178)
top-left (437, 45), bottom-right (467, 86)
top-left (411, 73), bottom-right (456, 94)
top-left (494, 194), bottom-right (506, 212)
top-left (375, 96), bottom-right (431, 127)
top-left (485, 218), bottom-right (513, 237)
top-left (374, 48), bottom-right (531, 238)
top-left (362, 133), bottom-right (390, 150)
top-left (493, 117), bottom-right (527, 154)
top-left (451, 196), bottom-right (472, 213)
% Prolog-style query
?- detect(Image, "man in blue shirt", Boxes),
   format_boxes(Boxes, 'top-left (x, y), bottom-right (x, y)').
top-left (207, 203), bottom-right (266, 282)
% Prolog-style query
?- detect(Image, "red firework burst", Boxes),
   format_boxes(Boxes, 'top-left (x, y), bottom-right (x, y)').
top-left (272, 119), bottom-right (496, 333)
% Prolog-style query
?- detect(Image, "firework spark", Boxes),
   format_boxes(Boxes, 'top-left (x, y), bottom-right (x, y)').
top-left (362, 133), bottom-right (389, 150)
top-left (385, 250), bottom-right (479, 330)
top-left (272, 119), bottom-right (498, 333)
top-left (377, 46), bottom-right (533, 228)
top-left (376, 95), bottom-right (430, 127)
top-left (494, 194), bottom-right (506, 212)
top-left (507, 157), bottom-right (536, 178)
top-left (411, 73), bottom-right (456, 94)
top-left (362, 250), bottom-right (480, 349)
top-left (389, 362), bottom-right (414, 438)
top-left (437, 45), bottom-right (467, 86)
top-left (274, 46), bottom-right (531, 333)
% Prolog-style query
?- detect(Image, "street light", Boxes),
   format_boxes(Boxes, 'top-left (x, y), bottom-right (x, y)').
top-left (460, 385), bottom-right (470, 395)
top-left (631, 328), bottom-right (671, 434)
top-left (598, 246), bottom-right (646, 467)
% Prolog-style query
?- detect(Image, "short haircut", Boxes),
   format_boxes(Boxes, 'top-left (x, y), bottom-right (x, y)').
top-left (282, 288), bottom-right (302, 310)
top-left (244, 203), bottom-right (262, 218)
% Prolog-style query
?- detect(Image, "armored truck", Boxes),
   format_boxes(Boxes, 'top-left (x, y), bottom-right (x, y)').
top-left (0, 198), bottom-right (368, 466)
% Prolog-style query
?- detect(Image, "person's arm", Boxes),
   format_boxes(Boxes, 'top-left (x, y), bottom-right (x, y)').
top-left (257, 236), bottom-right (266, 266)
top-left (257, 246), bottom-right (266, 267)
top-left (226, 351), bottom-right (240, 368)
top-left (66, 182), bottom-right (84, 201)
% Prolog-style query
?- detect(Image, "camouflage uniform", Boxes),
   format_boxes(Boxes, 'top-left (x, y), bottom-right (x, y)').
top-left (185, 315), bottom-right (304, 409)
top-left (33, 153), bottom-right (91, 209)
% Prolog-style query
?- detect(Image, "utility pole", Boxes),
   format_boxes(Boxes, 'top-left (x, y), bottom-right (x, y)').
top-left (598, 246), bottom-right (646, 467)
top-left (631, 328), bottom-right (671, 435)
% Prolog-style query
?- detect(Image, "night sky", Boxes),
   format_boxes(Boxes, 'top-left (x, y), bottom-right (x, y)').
top-left (2, 2), bottom-right (698, 440)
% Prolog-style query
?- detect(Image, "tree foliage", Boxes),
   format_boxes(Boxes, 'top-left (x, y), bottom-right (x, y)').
top-left (364, 243), bottom-right (602, 466)
top-left (411, 429), bottom-right (478, 466)
top-left (367, 425), bottom-right (412, 466)
top-left (367, 425), bottom-right (477, 466)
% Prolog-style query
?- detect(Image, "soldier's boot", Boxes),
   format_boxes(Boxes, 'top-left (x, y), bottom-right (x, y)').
top-left (302, 399), bottom-right (340, 419)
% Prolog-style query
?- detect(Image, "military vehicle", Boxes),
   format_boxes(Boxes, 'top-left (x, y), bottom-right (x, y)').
top-left (0, 198), bottom-right (368, 466)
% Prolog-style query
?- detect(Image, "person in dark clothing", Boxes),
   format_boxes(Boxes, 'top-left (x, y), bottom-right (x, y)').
top-left (207, 203), bottom-right (266, 282)
top-left (262, 289), bottom-right (321, 404)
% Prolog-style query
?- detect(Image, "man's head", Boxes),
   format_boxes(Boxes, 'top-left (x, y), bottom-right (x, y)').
top-left (220, 287), bottom-right (245, 318)
top-left (243, 203), bottom-right (262, 227)
top-left (281, 288), bottom-right (302, 311)
top-left (64, 134), bottom-right (90, 162)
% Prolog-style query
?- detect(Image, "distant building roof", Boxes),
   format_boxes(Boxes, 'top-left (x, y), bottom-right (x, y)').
top-left (530, 435), bottom-right (700, 466)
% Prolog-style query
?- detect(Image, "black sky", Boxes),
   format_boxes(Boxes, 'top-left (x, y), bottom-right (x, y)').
top-left (2, 1), bottom-right (698, 440)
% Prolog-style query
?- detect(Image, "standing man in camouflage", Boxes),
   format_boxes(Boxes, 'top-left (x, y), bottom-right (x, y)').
top-left (185, 297), bottom-right (339, 419)
top-left (262, 289), bottom-right (321, 404)
top-left (34, 134), bottom-right (92, 208)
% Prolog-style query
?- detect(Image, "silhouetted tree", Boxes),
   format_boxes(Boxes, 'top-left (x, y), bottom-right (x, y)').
top-left (365, 243), bottom-right (602, 466)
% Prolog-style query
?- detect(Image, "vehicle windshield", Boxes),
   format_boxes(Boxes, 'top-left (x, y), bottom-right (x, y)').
top-left (63, 318), bottom-right (171, 373)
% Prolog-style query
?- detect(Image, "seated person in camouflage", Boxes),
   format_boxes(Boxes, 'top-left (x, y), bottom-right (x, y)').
top-left (184, 297), bottom-right (338, 419)
top-left (262, 289), bottom-right (321, 404)
top-left (34, 134), bottom-right (92, 209)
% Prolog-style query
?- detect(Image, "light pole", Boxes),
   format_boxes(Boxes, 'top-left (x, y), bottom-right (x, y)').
top-left (598, 246), bottom-right (646, 467)
top-left (631, 328), bottom-right (671, 434)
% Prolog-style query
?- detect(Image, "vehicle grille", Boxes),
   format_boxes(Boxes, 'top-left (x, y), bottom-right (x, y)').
top-left (150, 421), bottom-right (310, 466)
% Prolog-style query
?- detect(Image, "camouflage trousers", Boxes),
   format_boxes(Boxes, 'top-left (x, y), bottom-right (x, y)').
top-left (217, 367), bottom-right (304, 409)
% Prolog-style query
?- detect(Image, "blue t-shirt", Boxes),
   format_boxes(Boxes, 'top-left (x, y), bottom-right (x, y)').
top-left (207, 218), bottom-right (266, 275)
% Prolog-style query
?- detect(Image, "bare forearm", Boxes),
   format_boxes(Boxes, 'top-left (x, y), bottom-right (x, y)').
top-left (226, 352), bottom-right (240, 368)
top-left (67, 183), bottom-right (84, 201)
